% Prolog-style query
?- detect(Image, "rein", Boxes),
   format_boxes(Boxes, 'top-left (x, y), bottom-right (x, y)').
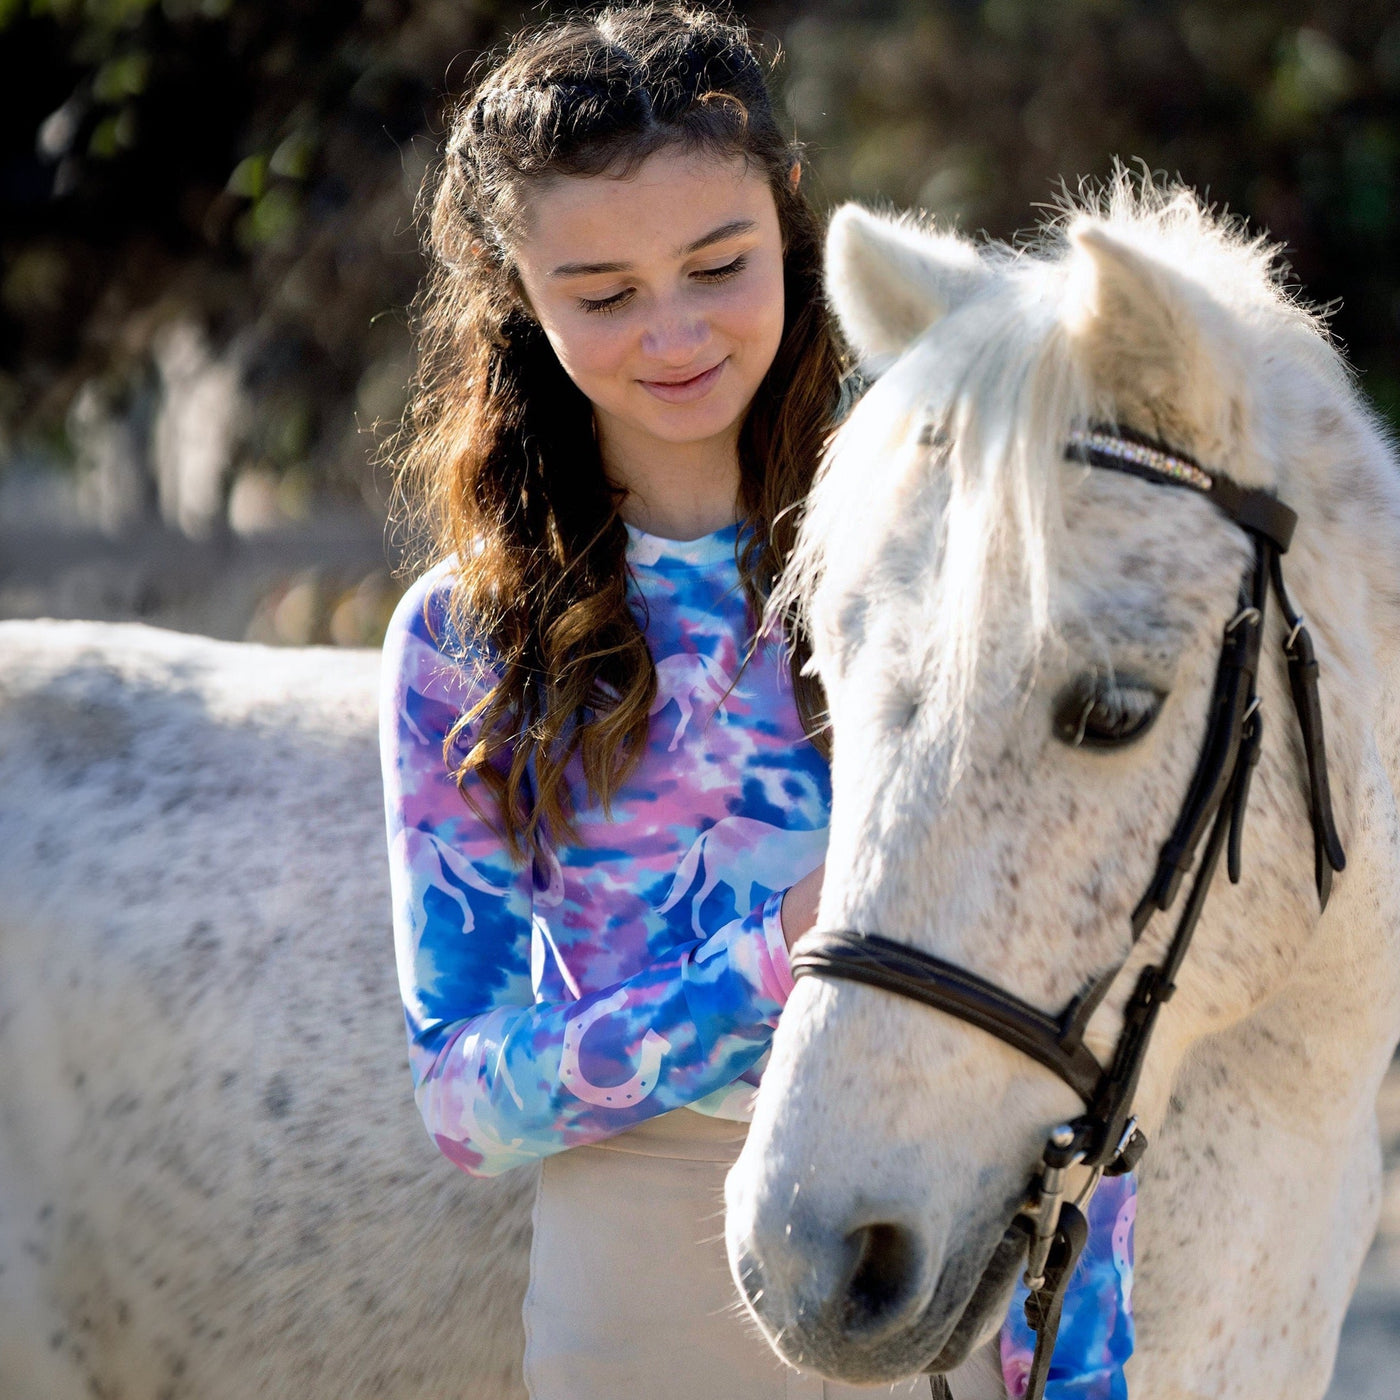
top-left (789, 425), bottom-right (1346, 1400)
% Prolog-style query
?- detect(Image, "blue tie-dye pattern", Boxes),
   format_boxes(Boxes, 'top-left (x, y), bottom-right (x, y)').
top-left (378, 520), bottom-right (1133, 1396)
top-left (1001, 1174), bottom-right (1137, 1399)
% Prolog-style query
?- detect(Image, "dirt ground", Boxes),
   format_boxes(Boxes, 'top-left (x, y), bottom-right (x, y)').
top-left (1326, 1059), bottom-right (1400, 1399)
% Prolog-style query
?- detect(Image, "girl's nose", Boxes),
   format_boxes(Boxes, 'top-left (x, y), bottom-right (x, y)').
top-left (640, 308), bottom-right (710, 365)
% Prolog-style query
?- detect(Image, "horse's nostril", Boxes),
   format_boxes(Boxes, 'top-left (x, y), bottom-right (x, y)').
top-left (841, 1222), bottom-right (923, 1336)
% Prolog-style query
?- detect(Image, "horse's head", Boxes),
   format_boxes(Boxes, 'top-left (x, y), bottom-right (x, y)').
top-left (726, 181), bottom-right (1378, 1382)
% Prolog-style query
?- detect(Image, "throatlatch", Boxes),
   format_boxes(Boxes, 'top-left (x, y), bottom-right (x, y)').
top-left (790, 424), bottom-right (1345, 1400)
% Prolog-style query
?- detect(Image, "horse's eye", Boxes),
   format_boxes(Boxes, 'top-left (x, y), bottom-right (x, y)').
top-left (1053, 674), bottom-right (1163, 749)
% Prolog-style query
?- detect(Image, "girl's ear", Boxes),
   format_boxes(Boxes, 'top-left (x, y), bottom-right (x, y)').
top-left (825, 204), bottom-right (988, 371)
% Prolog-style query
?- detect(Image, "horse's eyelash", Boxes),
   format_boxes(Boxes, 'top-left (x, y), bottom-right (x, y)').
top-left (577, 256), bottom-right (749, 315)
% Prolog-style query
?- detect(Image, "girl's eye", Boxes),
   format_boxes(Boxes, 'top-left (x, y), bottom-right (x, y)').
top-left (578, 288), bottom-right (634, 315)
top-left (575, 254), bottom-right (748, 313)
top-left (693, 254), bottom-right (748, 283)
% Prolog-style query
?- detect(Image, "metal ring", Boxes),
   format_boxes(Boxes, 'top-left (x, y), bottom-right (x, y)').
top-left (1226, 606), bottom-right (1261, 633)
top-left (1113, 1115), bottom-right (1140, 1160)
top-left (1286, 616), bottom-right (1305, 651)
top-left (1242, 696), bottom-right (1262, 723)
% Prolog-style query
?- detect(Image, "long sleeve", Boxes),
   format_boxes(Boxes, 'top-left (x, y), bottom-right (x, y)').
top-left (999, 1172), bottom-right (1136, 1399)
top-left (379, 567), bottom-right (801, 1178)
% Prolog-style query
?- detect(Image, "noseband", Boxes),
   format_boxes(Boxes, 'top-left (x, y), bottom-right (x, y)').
top-left (789, 425), bottom-right (1346, 1400)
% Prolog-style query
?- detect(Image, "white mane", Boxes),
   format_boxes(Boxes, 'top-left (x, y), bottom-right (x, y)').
top-left (776, 174), bottom-right (1347, 774)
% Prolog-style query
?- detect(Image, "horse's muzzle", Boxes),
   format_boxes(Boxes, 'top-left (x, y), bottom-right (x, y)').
top-left (726, 1181), bottom-right (1023, 1383)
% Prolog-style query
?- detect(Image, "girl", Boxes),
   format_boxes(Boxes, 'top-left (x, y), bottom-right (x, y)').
top-left (379, 5), bottom-right (1134, 1398)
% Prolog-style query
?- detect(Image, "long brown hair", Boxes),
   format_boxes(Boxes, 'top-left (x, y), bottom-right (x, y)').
top-left (390, 3), bottom-right (841, 863)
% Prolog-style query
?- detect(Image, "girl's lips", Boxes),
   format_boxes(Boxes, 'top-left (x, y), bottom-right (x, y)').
top-left (638, 358), bottom-right (727, 404)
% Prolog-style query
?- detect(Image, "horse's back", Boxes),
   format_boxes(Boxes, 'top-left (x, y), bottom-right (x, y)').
top-left (0, 619), bottom-right (532, 1400)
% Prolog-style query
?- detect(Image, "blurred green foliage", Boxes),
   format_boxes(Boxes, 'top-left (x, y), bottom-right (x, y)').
top-left (1, 0), bottom-right (1397, 505)
top-left (769, 1), bottom-right (1400, 426)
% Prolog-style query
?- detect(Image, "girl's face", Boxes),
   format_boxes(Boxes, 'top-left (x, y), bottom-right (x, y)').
top-left (511, 147), bottom-right (787, 462)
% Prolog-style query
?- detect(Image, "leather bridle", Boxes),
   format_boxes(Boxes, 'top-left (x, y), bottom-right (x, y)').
top-left (789, 425), bottom-right (1347, 1400)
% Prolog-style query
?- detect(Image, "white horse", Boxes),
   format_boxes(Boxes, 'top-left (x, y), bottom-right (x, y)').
top-left (3, 178), bottom-right (1397, 1400)
top-left (726, 182), bottom-right (1400, 1398)
top-left (0, 622), bottom-right (533, 1399)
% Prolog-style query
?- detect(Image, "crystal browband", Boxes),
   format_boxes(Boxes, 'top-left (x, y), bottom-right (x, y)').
top-left (1064, 425), bottom-right (1296, 555)
top-left (1065, 427), bottom-right (1213, 492)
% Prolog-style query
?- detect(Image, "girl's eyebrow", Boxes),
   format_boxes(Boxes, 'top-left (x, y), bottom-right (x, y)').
top-left (680, 217), bottom-right (758, 255)
top-left (549, 218), bottom-right (759, 278)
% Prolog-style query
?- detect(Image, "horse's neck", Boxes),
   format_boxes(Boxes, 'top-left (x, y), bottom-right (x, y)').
top-left (1135, 1035), bottom-right (1386, 1397)
top-left (1133, 726), bottom-right (1400, 1399)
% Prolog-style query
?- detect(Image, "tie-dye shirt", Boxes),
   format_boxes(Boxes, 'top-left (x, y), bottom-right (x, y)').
top-left (378, 520), bottom-right (1133, 1398)
top-left (380, 522), bottom-right (829, 1177)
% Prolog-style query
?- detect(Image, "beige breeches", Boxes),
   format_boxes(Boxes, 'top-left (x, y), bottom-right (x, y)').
top-left (521, 1108), bottom-right (935, 1400)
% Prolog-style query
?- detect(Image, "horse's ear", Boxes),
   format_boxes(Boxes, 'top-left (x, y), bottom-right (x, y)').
top-left (1064, 220), bottom-right (1236, 428)
top-left (825, 204), bottom-right (988, 370)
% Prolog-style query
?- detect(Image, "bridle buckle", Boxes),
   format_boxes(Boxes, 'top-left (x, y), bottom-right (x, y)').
top-left (1020, 1123), bottom-right (1088, 1290)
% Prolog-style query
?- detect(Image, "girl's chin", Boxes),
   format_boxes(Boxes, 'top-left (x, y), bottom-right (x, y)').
top-left (629, 395), bottom-right (752, 445)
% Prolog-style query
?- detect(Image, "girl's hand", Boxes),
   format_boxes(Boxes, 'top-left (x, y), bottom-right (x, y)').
top-left (779, 863), bottom-right (825, 951)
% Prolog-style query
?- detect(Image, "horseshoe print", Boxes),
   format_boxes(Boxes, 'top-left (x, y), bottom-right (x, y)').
top-left (559, 988), bottom-right (671, 1108)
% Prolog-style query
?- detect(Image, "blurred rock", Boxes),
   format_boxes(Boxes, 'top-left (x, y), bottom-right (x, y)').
top-left (328, 568), bottom-right (400, 647)
top-left (151, 319), bottom-right (246, 540)
top-left (68, 374), bottom-right (158, 534)
top-left (227, 464), bottom-right (287, 533)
